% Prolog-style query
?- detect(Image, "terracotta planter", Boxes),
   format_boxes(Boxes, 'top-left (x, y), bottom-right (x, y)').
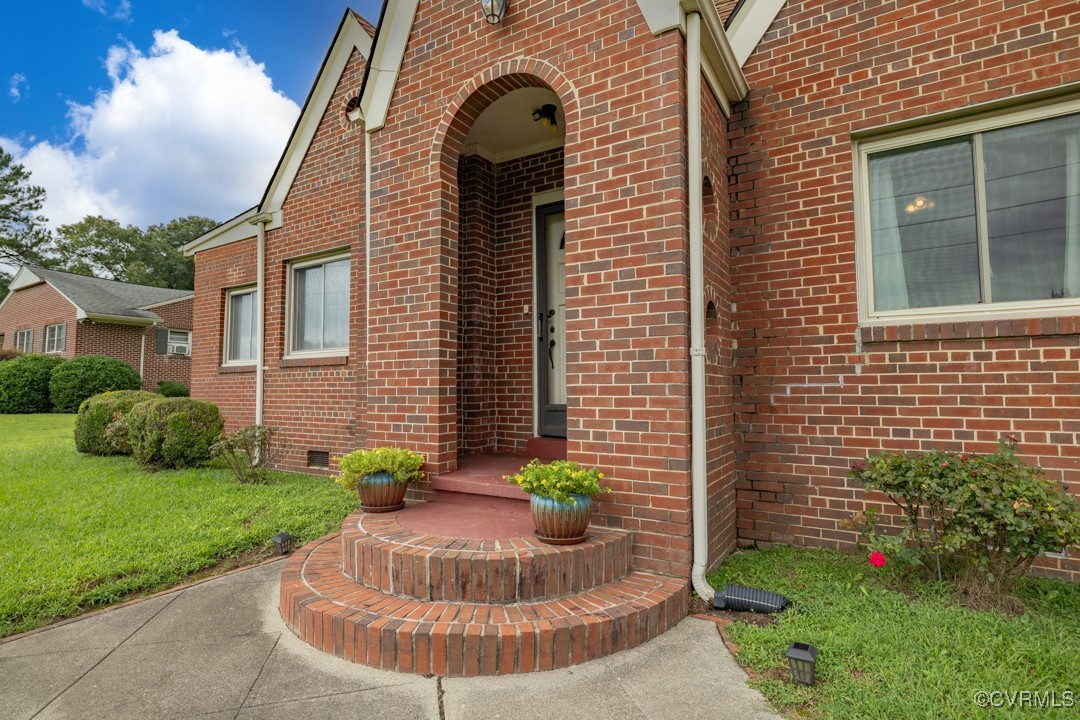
top-left (359, 471), bottom-right (407, 513)
top-left (531, 493), bottom-right (593, 545)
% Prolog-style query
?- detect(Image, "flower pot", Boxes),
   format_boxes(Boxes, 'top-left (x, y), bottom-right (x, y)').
top-left (359, 471), bottom-right (407, 513)
top-left (531, 493), bottom-right (592, 545)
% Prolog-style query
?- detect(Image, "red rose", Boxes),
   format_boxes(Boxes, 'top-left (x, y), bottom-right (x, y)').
top-left (869, 551), bottom-right (887, 568)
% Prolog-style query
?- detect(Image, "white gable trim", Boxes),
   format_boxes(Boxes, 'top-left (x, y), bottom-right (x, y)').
top-left (0, 266), bottom-right (84, 318)
top-left (182, 207), bottom-right (263, 256)
top-left (359, 0), bottom-right (419, 133)
top-left (727, 0), bottom-right (787, 67)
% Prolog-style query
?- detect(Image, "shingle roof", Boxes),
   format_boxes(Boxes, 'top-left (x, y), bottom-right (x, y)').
top-left (27, 267), bottom-right (192, 322)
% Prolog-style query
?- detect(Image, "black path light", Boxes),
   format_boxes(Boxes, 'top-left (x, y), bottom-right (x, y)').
top-left (481, 0), bottom-right (508, 23)
top-left (271, 532), bottom-right (295, 556)
top-left (786, 642), bottom-right (819, 685)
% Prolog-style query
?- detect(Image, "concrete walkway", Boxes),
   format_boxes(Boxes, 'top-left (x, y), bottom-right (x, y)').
top-left (0, 560), bottom-right (782, 720)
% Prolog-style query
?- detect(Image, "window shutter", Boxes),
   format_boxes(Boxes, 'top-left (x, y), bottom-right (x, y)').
top-left (156, 328), bottom-right (169, 354)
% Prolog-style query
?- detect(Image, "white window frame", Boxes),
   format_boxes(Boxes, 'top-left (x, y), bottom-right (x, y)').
top-left (167, 329), bottom-right (191, 356)
top-left (13, 329), bottom-right (33, 353)
top-left (285, 251), bottom-right (350, 359)
top-left (223, 286), bottom-right (258, 366)
top-left (854, 97), bottom-right (1080, 326)
top-left (44, 323), bottom-right (66, 354)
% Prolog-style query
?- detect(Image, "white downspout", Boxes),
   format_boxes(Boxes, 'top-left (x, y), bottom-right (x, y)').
top-left (365, 121), bottom-right (371, 389)
top-left (250, 213), bottom-right (271, 425)
top-left (687, 10), bottom-right (713, 604)
top-left (139, 331), bottom-right (146, 383)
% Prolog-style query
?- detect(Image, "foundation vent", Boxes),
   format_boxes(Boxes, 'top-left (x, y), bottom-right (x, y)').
top-left (307, 450), bottom-right (330, 469)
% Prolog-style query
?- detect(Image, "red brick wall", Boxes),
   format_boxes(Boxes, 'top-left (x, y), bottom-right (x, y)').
top-left (0, 283), bottom-right (77, 356)
top-left (730, 0), bottom-right (1080, 577)
top-left (192, 48), bottom-right (367, 472)
top-left (365, 0), bottom-right (693, 576)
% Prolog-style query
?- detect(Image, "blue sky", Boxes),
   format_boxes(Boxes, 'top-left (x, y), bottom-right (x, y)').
top-left (1, 1), bottom-right (383, 230)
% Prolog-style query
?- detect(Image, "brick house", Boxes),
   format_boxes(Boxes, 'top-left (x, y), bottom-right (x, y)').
top-left (0, 266), bottom-right (193, 390)
top-left (185, 0), bottom-right (1080, 673)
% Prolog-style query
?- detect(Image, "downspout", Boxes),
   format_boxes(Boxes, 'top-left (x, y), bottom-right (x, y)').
top-left (250, 213), bottom-right (272, 425)
top-left (139, 331), bottom-right (146, 384)
top-left (365, 121), bottom-right (371, 393)
top-left (686, 10), bottom-right (713, 603)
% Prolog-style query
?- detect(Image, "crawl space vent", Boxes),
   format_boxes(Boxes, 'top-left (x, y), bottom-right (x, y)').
top-left (307, 450), bottom-right (331, 468)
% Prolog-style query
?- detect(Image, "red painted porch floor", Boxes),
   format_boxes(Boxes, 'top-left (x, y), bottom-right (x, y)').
top-left (396, 491), bottom-right (533, 539)
top-left (429, 453), bottom-right (532, 500)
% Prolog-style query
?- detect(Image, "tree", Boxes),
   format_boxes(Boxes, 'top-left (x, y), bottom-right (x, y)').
top-left (54, 215), bottom-right (216, 291)
top-left (0, 145), bottom-right (53, 271)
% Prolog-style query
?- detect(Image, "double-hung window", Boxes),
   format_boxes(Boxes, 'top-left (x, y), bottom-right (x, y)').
top-left (288, 254), bottom-right (350, 356)
top-left (44, 323), bottom-right (66, 354)
top-left (224, 287), bottom-right (258, 364)
top-left (168, 330), bottom-right (191, 355)
top-left (857, 102), bottom-right (1080, 322)
top-left (13, 329), bottom-right (32, 353)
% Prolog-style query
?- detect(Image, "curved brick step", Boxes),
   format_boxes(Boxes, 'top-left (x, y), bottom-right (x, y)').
top-left (340, 510), bottom-right (634, 603)
top-left (280, 532), bottom-right (688, 677)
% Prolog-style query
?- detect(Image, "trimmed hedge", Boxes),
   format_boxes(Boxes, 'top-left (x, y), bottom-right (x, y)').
top-left (49, 355), bottom-right (142, 413)
top-left (75, 390), bottom-right (162, 455)
top-left (0, 354), bottom-right (65, 413)
top-left (127, 397), bottom-right (223, 470)
top-left (156, 380), bottom-right (190, 397)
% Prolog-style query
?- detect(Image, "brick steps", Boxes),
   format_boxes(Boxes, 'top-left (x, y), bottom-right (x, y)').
top-left (341, 510), bottom-right (634, 603)
top-left (279, 510), bottom-right (689, 676)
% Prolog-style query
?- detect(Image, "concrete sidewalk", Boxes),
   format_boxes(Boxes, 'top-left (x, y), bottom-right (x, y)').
top-left (0, 560), bottom-right (782, 720)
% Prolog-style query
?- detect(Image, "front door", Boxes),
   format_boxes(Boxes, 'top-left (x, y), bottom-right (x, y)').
top-left (536, 201), bottom-right (566, 437)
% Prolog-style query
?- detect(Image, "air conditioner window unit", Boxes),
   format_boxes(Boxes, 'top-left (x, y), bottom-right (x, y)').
top-left (170, 344), bottom-right (190, 355)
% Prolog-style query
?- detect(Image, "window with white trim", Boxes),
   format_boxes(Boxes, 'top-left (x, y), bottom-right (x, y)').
top-left (857, 103), bottom-right (1080, 322)
top-left (14, 329), bottom-right (33, 353)
top-left (168, 330), bottom-right (191, 356)
top-left (44, 323), bottom-right (66, 354)
top-left (224, 287), bottom-right (258, 364)
top-left (287, 254), bottom-right (349, 355)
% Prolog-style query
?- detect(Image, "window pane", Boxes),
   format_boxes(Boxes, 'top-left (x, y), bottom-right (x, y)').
top-left (294, 264), bottom-right (324, 352)
top-left (322, 259), bottom-right (349, 350)
top-left (984, 114), bottom-right (1080, 302)
top-left (869, 141), bottom-right (981, 311)
top-left (228, 292), bottom-right (254, 361)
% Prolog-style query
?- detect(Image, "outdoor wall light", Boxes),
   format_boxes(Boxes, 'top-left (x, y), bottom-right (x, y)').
top-left (271, 532), bottom-right (295, 555)
top-left (532, 103), bottom-right (559, 133)
top-left (481, 0), bottom-right (508, 23)
top-left (786, 642), bottom-right (819, 685)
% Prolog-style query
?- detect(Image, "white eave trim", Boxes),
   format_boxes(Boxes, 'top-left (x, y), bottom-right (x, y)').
top-left (182, 207), bottom-right (265, 256)
top-left (727, 0), bottom-right (787, 67)
top-left (635, 0), bottom-right (749, 109)
top-left (262, 13), bottom-right (373, 211)
top-left (138, 294), bottom-right (195, 311)
top-left (1, 266), bottom-right (85, 319)
top-left (81, 312), bottom-right (158, 326)
top-left (359, 0), bottom-right (419, 133)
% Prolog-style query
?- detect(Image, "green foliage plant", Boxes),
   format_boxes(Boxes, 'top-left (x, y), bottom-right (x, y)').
top-left (156, 380), bottom-right (190, 397)
top-left (335, 446), bottom-right (426, 491)
top-left (0, 353), bottom-right (65, 413)
top-left (127, 397), bottom-right (224, 470)
top-left (49, 355), bottom-right (142, 412)
top-left (210, 425), bottom-right (288, 484)
top-left (849, 437), bottom-right (1080, 593)
top-left (0, 349), bottom-right (23, 362)
top-left (74, 389), bottom-right (161, 455)
top-left (506, 459), bottom-right (611, 505)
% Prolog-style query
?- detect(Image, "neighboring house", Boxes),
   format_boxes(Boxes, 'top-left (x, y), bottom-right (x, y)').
top-left (0, 266), bottom-right (193, 390)
top-left (185, 0), bottom-right (1079, 673)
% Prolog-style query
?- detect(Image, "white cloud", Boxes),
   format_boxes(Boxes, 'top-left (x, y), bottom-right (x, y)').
top-left (9, 73), bottom-right (27, 102)
top-left (7, 29), bottom-right (300, 229)
top-left (82, 0), bottom-right (132, 21)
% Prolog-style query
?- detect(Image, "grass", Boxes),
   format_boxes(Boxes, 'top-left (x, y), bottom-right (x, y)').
top-left (707, 546), bottom-right (1079, 720)
top-left (0, 414), bottom-right (358, 638)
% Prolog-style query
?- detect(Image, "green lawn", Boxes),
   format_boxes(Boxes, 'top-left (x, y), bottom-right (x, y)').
top-left (707, 546), bottom-right (1079, 720)
top-left (0, 414), bottom-right (357, 638)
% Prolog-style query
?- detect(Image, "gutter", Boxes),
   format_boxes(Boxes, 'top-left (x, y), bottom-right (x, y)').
top-left (250, 212), bottom-right (273, 425)
top-left (686, 10), bottom-right (713, 604)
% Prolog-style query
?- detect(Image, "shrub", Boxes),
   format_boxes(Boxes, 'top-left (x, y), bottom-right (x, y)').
top-left (74, 390), bottom-right (162, 455)
top-left (0, 348), bottom-right (23, 362)
top-left (156, 380), bottom-right (190, 397)
top-left (49, 355), bottom-right (142, 413)
top-left (210, 425), bottom-right (288, 484)
top-left (505, 459), bottom-right (611, 504)
top-left (849, 438), bottom-right (1080, 593)
top-left (127, 397), bottom-right (224, 470)
top-left (0, 354), bottom-right (65, 413)
top-left (336, 447), bottom-right (426, 491)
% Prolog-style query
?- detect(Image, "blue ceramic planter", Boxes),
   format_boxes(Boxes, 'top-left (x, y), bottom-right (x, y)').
top-left (359, 471), bottom-right (407, 512)
top-left (531, 493), bottom-right (592, 544)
